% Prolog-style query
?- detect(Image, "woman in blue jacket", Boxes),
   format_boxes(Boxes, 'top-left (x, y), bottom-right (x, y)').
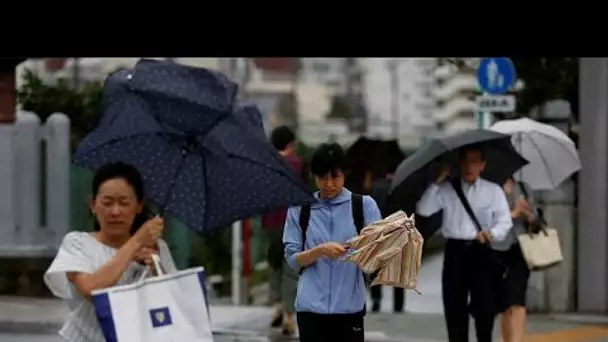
top-left (282, 143), bottom-right (382, 342)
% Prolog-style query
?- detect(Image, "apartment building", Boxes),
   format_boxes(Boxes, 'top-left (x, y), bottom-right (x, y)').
top-left (361, 58), bottom-right (437, 147)
top-left (433, 59), bottom-right (478, 135)
top-left (298, 58), bottom-right (348, 96)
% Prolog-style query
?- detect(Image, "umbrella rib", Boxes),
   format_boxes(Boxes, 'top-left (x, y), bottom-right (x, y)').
top-left (532, 132), bottom-right (581, 166)
top-left (226, 154), bottom-right (311, 192)
top-left (526, 135), bottom-right (556, 187)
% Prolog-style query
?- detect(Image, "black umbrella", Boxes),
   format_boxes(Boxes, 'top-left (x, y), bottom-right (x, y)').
top-left (346, 137), bottom-right (405, 176)
top-left (387, 129), bottom-right (528, 238)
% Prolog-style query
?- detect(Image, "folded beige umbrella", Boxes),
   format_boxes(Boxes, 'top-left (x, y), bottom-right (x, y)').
top-left (343, 211), bottom-right (424, 293)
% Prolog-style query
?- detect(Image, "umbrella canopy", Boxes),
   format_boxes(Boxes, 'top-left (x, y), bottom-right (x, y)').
top-left (490, 118), bottom-right (581, 190)
top-left (74, 60), bottom-right (313, 234)
top-left (346, 137), bottom-right (405, 176)
top-left (387, 130), bottom-right (528, 221)
top-left (343, 211), bottom-right (422, 291)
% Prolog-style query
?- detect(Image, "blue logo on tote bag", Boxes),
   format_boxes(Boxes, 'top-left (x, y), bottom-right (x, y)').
top-left (149, 307), bottom-right (173, 328)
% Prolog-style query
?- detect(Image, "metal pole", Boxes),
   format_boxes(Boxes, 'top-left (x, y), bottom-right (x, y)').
top-left (387, 60), bottom-right (400, 138)
top-left (72, 58), bottom-right (80, 89)
top-left (231, 220), bottom-right (243, 305)
top-left (476, 91), bottom-right (492, 129)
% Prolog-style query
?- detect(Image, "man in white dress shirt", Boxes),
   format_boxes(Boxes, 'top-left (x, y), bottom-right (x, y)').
top-left (417, 146), bottom-right (512, 342)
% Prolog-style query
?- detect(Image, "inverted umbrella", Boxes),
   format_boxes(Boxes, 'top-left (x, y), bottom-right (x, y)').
top-left (344, 211), bottom-right (423, 292)
top-left (387, 129), bottom-right (528, 237)
top-left (490, 117), bottom-right (581, 190)
top-left (74, 60), bottom-right (313, 234)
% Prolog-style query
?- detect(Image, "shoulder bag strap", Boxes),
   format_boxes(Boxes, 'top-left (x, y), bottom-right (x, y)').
top-left (449, 178), bottom-right (483, 232)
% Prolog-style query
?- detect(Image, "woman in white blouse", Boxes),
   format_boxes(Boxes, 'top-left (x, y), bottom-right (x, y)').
top-left (44, 162), bottom-right (177, 342)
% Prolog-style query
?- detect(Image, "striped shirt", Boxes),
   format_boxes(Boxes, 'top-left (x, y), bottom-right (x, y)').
top-left (44, 231), bottom-right (177, 342)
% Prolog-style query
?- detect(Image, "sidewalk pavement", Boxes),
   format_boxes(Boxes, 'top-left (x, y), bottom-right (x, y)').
top-left (0, 295), bottom-right (273, 336)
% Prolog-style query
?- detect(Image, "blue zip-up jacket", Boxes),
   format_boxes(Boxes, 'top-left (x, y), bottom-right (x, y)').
top-left (282, 188), bottom-right (382, 314)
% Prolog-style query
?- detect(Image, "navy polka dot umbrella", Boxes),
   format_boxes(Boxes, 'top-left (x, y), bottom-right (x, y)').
top-left (73, 59), bottom-right (313, 234)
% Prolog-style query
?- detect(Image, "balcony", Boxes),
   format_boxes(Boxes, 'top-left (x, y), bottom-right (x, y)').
top-left (435, 97), bottom-right (477, 122)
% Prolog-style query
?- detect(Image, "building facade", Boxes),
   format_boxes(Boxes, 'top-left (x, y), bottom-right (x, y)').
top-left (361, 58), bottom-right (437, 148)
top-left (432, 59), bottom-right (478, 135)
top-left (298, 58), bottom-right (348, 96)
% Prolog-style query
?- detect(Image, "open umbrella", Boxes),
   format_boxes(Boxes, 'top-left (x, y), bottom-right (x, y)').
top-left (387, 129), bottom-right (528, 237)
top-left (74, 59), bottom-right (313, 234)
top-left (346, 137), bottom-right (405, 176)
top-left (490, 117), bottom-right (581, 190)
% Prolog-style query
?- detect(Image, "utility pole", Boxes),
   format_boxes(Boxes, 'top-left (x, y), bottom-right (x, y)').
top-left (345, 58), bottom-right (366, 133)
top-left (386, 59), bottom-right (400, 139)
top-left (72, 58), bottom-right (80, 89)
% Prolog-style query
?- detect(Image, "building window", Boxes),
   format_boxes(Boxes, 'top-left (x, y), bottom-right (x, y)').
top-left (415, 103), bottom-right (435, 111)
top-left (326, 79), bottom-right (343, 89)
top-left (312, 61), bottom-right (331, 74)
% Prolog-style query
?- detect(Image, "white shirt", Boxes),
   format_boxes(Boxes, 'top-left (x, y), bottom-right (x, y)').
top-left (44, 232), bottom-right (177, 342)
top-left (416, 178), bottom-right (512, 241)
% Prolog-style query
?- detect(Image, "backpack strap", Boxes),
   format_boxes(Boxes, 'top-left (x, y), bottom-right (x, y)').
top-left (351, 194), bottom-right (364, 234)
top-left (298, 204), bottom-right (311, 275)
top-left (299, 203), bottom-right (311, 251)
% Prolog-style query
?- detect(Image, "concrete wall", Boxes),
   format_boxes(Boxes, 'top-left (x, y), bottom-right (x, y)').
top-left (0, 112), bottom-right (70, 258)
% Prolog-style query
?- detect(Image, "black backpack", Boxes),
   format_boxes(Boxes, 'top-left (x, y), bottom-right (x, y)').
top-left (298, 194), bottom-right (372, 283)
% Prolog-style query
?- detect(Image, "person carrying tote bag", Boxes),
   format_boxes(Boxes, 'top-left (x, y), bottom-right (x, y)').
top-left (44, 162), bottom-right (211, 342)
top-left (513, 181), bottom-right (563, 271)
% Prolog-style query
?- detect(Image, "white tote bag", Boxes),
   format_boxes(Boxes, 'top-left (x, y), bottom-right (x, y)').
top-left (91, 255), bottom-right (213, 342)
top-left (517, 227), bottom-right (563, 271)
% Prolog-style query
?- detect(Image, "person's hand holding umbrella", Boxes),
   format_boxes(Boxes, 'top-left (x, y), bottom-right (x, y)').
top-left (319, 242), bottom-right (347, 259)
top-left (436, 164), bottom-right (451, 184)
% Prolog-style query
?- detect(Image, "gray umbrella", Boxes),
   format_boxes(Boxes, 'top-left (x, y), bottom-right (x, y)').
top-left (490, 118), bottom-right (581, 190)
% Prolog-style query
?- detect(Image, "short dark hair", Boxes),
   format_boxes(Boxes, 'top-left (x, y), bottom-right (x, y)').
top-left (310, 143), bottom-right (347, 176)
top-left (270, 125), bottom-right (296, 151)
top-left (458, 144), bottom-right (485, 161)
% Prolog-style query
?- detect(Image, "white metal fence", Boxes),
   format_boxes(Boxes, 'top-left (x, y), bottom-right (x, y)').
top-left (0, 111), bottom-right (70, 257)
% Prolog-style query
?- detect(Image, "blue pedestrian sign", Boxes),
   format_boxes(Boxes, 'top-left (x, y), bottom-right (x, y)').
top-left (476, 57), bottom-right (516, 95)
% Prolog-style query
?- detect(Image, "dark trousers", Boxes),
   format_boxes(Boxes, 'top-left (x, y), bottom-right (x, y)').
top-left (442, 239), bottom-right (498, 342)
top-left (370, 285), bottom-right (405, 312)
top-left (297, 311), bottom-right (364, 342)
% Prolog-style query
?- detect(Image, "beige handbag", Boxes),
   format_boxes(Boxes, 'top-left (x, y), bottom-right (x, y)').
top-left (517, 226), bottom-right (563, 271)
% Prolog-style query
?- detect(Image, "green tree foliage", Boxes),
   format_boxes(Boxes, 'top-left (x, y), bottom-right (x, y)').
top-left (16, 69), bottom-right (104, 150)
